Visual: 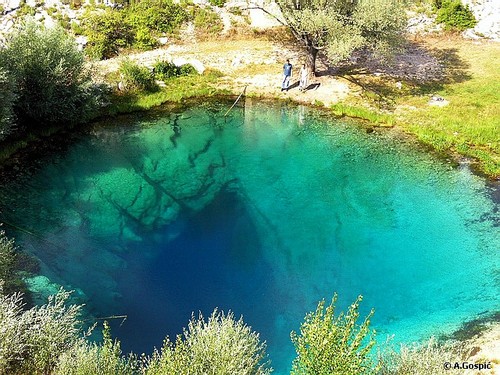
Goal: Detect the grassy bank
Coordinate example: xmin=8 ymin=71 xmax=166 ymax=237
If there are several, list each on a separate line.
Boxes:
xmin=107 ymin=69 xmax=231 ymax=114
xmin=338 ymin=36 xmax=499 ymax=177
xmin=399 ymin=39 xmax=499 ymax=177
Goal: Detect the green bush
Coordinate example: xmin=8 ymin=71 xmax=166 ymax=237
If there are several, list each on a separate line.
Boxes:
xmin=55 ymin=322 xmax=137 ymax=375
xmin=192 ymin=6 xmax=224 ymax=36
xmin=119 ymin=59 xmax=158 ymax=92
xmin=0 ymin=289 xmax=82 ymax=375
xmin=436 ymin=0 xmax=476 ymax=30
xmin=146 ymin=310 xmax=272 ymax=375
xmin=291 ymin=295 xmax=378 ymax=375
xmin=0 ymin=231 xmax=18 ymax=295
xmin=81 ymin=0 xmax=188 ymax=58
xmin=126 ymin=0 xmax=189 ymax=34
xmin=132 ymin=25 xmax=158 ymax=50
xmin=179 ymin=63 xmax=198 ymax=76
xmin=379 ymin=337 xmax=471 ymax=375
xmin=82 ymin=8 xmax=133 ymax=59
xmin=208 ymin=0 xmax=226 ymax=7
xmin=153 ymin=60 xmax=198 ymax=80
xmin=0 ymin=69 xmax=15 ymax=139
xmin=0 ymin=22 xmax=104 ymax=128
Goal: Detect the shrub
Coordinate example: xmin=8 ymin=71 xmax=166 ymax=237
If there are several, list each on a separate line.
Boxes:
xmin=132 ymin=25 xmax=158 ymax=50
xmin=178 ymin=63 xmax=198 ymax=76
xmin=291 ymin=294 xmax=378 ymax=375
xmin=126 ymin=0 xmax=189 ymax=35
xmin=119 ymin=59 xmax=158 ymax=92
xmin=436 ymin=0 xmax=476 ymax=30
xmin=208 ymin=0 xmax=226 ymax=7
xmin=379 ymin=337 xmax=471 ymax=375
xmin=0 ymin=231 xmax=30 ymax=298
xmin=146 ymin=309 xmax=272 ymax=375
xmin=0 ymin=22 xmax=102 ymax=128
xmin=192 ymin=6 xmax=224 ymax=36
xmin=153 ymin=61 xmax=198 ymax=80
xmin=82 ymin=9 xmax=132 ymax=59
xmin=0 ymin=69 xmax=15 ymax=139
xmin=55 ymin=321 xmax=137 ymax=375
xmin=0 ymin=289 xmax=82 ymax=375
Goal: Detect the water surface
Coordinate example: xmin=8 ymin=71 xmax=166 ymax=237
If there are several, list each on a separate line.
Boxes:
xmin=1 ymin=100 xmax=498 ymax=373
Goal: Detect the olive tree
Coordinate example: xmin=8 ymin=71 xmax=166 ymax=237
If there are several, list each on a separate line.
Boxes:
xmin=275 ymin=0 xmax=407 ymax=75
xmin=291 ymin=294 xmax=378 ymax=374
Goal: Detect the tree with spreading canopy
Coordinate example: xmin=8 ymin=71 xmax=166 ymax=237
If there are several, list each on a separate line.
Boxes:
xmin=274 ymin=0 xmax=408 ymax=75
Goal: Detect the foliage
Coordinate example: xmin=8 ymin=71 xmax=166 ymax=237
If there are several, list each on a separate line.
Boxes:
xmin=0 ymin=289 xmax=82 ymax=375
xmin=275 ymin=0 xmax=407 ymax=73
xmin=153 ymin=61 xmax=198 ymax=80
xmin=208 ymin=0 xmax=226 ymax=7
xmin=0 ymin=69 xmax=15 ymax=139
xmin=119 ymin=59 xmax=158 ymax=92
xmin=191 ymin=6 xmax=224 ymax=36
xmin=435 ymin=0 xmax=476 ymax=30
xmin=379 ymin=337 xmax=471 ymax=375
xmin=109 ymin=69 xmax=227 ymax=114
xmin=146 ymin=309 xmax=272 ymax=375
xmin=55 ymin=322 xmax=137 ymax=375
xmin=127 ymin=0 xmax=189 ymax=35
xmin=0 ymin=231 xmax=18 ymax=296
xmin=394 ymin=38 xmax=500 ymax=177
xmin=291 ymin=294 xmax=378 ymax=375
xmin=81 ymin=0 xmax=188 ymax=59
xmin=81 ymin=8 xmax=133 ymax=59
xmin=0 ymin=22 xmax=102 ymax=128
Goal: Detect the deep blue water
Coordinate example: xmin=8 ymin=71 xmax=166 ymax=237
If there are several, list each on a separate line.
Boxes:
xmin=0 ymin=100 xmax=498 ymax=373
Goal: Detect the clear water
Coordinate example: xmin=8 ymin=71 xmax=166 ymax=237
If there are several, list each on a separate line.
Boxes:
xmin=0 ymin=100 xmax=499 ymax=373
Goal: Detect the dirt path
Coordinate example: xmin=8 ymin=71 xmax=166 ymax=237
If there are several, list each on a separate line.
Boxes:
xmin=93 ymin=39 xmax=352 ymax=107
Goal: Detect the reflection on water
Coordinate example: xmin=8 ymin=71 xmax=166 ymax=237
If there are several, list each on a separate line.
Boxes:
xmin=1 ymin=99 xmax=499 ymax=373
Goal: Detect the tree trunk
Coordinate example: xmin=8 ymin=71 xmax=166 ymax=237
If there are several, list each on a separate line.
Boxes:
xmin=306 ymin=45 xmax=318 ymax=77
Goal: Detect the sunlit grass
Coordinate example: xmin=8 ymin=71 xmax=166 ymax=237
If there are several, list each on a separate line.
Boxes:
xmin=108 ymin=69 xmax=230 ymax=114
xmin=397 ymin=38 xmax=500 ymax=176
xmin=340 ymin=36 xmax=500 ymax=177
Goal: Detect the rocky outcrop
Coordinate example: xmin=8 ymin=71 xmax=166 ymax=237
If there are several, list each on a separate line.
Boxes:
xmin=462 ymin=0 xmax=500 ymax=40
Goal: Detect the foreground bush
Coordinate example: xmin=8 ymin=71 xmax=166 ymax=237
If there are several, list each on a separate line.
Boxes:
xmin=0 ymin=22 xmax=104 ymax=129
xmin=291 ymin=295 xmax=378 ymax=374
xmin=55 ymin=322 xmax=137 ymax=375
xmin=379 ymin=337 xmax=471 ymax=375
xmin=146 ymin=310 xmax=272 ymax=375
xmin=0 ymin=289 xmax=82 ymax=375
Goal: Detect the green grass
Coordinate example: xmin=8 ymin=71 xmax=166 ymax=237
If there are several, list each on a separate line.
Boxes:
xmin=338 ymin=36 xmax=500 ymax=177
xmin=396 ymin=39 xmax=500 ymax=177
xmin=108 ymin=69 xmax=229 ymax=114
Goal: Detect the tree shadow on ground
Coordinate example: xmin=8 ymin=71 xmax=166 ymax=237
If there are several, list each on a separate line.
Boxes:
xmin=313 ymin=40 xmax=472 ymax=109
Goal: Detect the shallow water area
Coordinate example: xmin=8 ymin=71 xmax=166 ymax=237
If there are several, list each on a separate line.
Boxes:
xmin=0 ymin=100 xmax=499 ymax=373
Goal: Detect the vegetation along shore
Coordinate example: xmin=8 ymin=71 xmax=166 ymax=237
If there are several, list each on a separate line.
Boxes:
xmin=0 ymin=0 xmax=499 ymax=373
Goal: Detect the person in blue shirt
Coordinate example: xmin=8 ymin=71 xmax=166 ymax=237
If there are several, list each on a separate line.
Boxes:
xmin=281 ymin=59 xmax=292 ymax=91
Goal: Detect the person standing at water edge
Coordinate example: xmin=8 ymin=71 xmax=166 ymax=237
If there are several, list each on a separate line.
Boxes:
xmin=282 ymin=59 xmax=292 ymax=91
xmin=299 ymin=63 xmax=308 ymax=91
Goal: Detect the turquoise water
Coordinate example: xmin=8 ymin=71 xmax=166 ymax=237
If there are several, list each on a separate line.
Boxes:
xmin=0 ymin=100 xmax=499 ymax=373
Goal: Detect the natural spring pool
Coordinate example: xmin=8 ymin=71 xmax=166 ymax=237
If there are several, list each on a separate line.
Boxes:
xmin=0 ymin=100 xmax=498 ymax=373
